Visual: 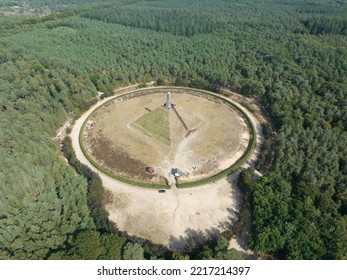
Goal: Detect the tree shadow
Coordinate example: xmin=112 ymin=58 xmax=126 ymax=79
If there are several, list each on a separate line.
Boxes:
xmin=226 ymin=170 xmax=244 ymax=207
xmin=168 ymin=227 xmax=221 ymax=253
xmin=225 ymin=171 xmax=256 ymax=258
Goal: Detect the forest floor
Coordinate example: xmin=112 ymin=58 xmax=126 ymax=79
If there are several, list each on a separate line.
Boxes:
xmin=68 ymin=86 xmax=264 ymax=255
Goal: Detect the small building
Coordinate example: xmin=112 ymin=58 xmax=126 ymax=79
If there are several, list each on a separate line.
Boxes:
xmin=146 ymin=166 xmax=155 ymax=173
xmin=171 ymin=168 xmax=183 ymax=177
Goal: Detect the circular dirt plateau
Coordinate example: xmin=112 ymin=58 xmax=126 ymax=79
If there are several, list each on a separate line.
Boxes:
xmin=81 ymin=88 xmax=252 ymax=186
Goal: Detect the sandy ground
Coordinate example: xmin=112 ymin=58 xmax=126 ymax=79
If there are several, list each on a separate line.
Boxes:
xmin=104 ymin=174 xmax=242 ymax=251
xmin=55 ymin=113 xmax=74 ymax=141
xmin=69 ymin=87 xmax=263 ymax=253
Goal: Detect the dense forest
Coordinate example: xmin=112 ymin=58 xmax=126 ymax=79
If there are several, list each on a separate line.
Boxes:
xmin=0 ymin=0 xmax=346 ymax=259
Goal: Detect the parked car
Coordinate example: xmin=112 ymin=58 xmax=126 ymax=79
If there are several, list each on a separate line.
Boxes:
xmin=158 ymin=189 xmax=166 ymax=193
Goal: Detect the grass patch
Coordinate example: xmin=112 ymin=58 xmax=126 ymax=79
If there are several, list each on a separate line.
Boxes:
xmin=79 ymin=128 xmax=170 ymax=189
xmin=134 ymin=107 xmax=170 ymax=145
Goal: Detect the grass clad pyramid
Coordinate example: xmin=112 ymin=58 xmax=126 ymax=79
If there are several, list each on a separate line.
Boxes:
xmin=134 ymin=107 xmax=171 ymax=145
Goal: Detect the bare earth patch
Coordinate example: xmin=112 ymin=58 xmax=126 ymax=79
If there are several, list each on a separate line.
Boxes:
xmin=103 ymin=172 xmax=243 ymax=251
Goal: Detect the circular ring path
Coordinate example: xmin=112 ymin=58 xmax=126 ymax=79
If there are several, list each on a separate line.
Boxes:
xmin=69 ymin=86 xmax=263 ymax=250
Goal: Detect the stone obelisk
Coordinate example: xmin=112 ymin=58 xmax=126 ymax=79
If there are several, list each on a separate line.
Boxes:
xmin=165 ymin=92 xmax=172 ymax=109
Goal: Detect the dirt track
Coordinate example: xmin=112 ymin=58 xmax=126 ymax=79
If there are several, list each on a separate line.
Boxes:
xmin=69 ymin=87 xmax=263 ymax=251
